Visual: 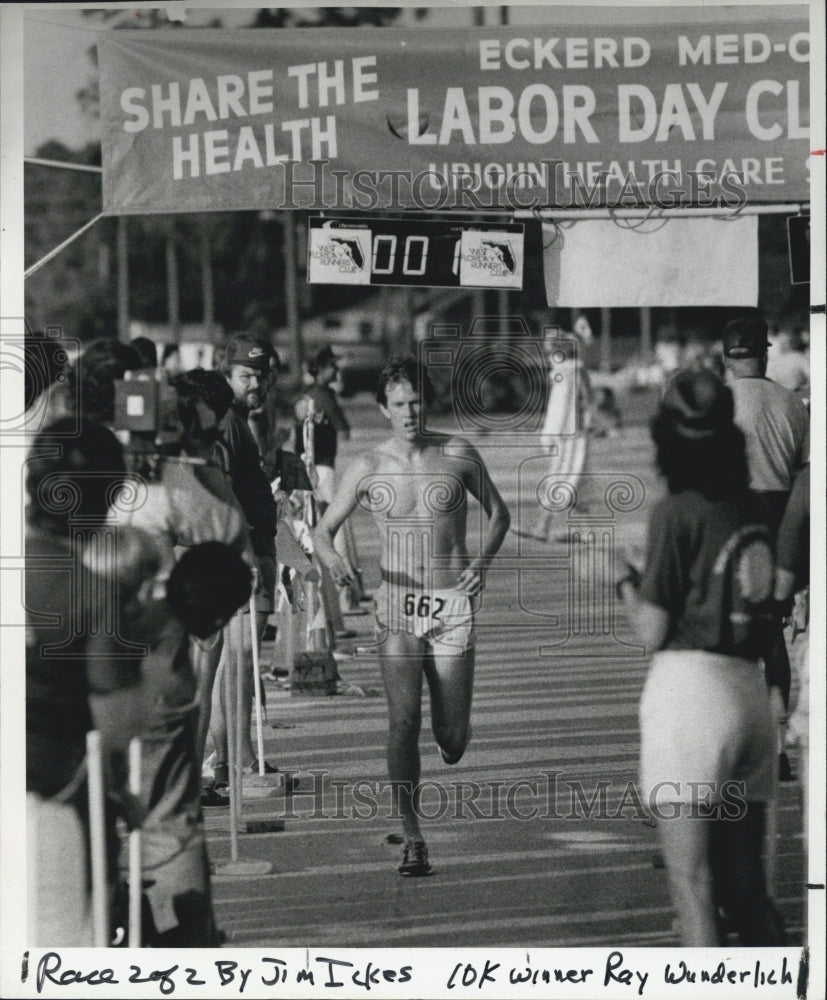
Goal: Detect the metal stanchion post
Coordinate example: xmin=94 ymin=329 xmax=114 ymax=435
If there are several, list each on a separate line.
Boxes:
xmin=214 ymin=615 xmax=274 ymax=875
xmin=225 ymin=620 xmax=239 ymax=862
xmin=234 ymin=612 xmax=245 ymax=829
xmin=250 ymin=594 xmax=266 ymax=775
xmin=85 ymin=730 xmax=109 ymax=947
xmin=765 ymin=691 xmax=781 ymax=899
xmin=127 ymin=737 xmax=142 ymax=948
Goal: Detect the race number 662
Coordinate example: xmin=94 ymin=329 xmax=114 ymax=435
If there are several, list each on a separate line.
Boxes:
xmin=404 ymin=593 xmax=445 ymax=619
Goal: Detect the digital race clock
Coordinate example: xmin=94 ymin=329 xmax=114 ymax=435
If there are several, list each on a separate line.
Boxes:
xmin=307 ymin=217 xmax=524 ymax=289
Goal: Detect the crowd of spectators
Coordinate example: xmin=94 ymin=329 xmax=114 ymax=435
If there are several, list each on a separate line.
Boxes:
xmin=22 ymin=330 xmax=324 ymax=946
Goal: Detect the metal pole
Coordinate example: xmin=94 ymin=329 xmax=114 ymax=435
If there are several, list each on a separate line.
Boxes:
xmin=166 ymin=225 xmax=181 ymax=343
xmin=515 ymin=203 xmax=809 ymax=220
xmin=249 ymin=594 xmax=266 ymax=776
xmin=201 ymin=218 xmax=215 ymax=341
xmin=24 ymin=157 xmax=102 ymax=174
xmin=600 ymin=308 xmax=612 ymax=373
xmin=284 ymin=212 xmax=302 ymax=384
xmin=234 ymin=612 xmax=245 ymax=827
xmin=224 ymin=621 xmax=239 ymax=862
xmin=127 ymin=737 xmax=142 ymax=947
xmin=117 ymin=217 xmax=130 ymax=344
xmin=85 ymin=730 xmax=109 ymax=947
xmin=24 ymin=213 xmax=105 ymax=280
xmin=640 ymin=307 xmax=652 ymax=362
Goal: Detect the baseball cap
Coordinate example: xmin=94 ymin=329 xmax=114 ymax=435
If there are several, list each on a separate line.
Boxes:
xmin=723 ymin=316 xmax=769 ymax=358
xmin=660 ymin=369 xmax=734 ymax=439
xmin=224 ymin=334 xmax=279 ymax=372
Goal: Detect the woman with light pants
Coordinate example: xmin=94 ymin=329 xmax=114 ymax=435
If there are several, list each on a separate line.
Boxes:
xmin=616 ymin=369 xmax=785 ymax=946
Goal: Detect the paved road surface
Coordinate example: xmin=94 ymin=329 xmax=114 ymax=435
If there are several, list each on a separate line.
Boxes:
xmin=206 ymin=395 xmax=805 ymax=948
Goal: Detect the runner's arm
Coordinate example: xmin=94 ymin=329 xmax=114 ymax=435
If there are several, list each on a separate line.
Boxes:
xmin=313 ymin=454 xmax=372 ymax=586
xmin=455 ymin=442 xmax=511 ymax=595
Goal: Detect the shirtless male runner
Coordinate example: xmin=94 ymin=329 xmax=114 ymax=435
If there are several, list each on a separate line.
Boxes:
xmin=314 ymin=357 xmax=510 ymax=876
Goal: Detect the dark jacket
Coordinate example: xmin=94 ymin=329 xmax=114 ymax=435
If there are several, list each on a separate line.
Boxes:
xmin=219 ymin=403 xmax=279 ymax=557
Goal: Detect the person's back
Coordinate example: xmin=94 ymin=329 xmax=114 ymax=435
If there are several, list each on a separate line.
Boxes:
xmin=729 ymin=376 xmax=808 ymax=494
xmin=114 ymin=539 xmax=252 ymax=946
xmin=26 ymin=527 xmax=99 ymax=799
xmin=724 ymin=316 xmax=809 ymax=537
xmin=25 ymin=418 xmax=143 ymax=946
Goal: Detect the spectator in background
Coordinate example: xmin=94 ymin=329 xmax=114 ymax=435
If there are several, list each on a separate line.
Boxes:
xmin=26 ymin=418 xmax=146 ymax=945
xmin=523 ymin=327 xmax=593 ymax=542
xmin=654 ymin=332 xmax=683 ymax=381
xmin=131 ymin=336 xmax=160 ymax=373
xmin=111 ymin=367 xmax=252 ymax=807
xmin=162 ymin=343 xmax=182 ymax=378
xmin=294 ymin=346 xmax=351 ymax=513
xmin=724 ymin=316 xmax=808 ymax=537
xmin=73 ymin=339 xmax=145 ymax=426
xmin=295 ymin=345 xmax=363 ymax=621
xmin=617 ymin=370 xmax=784 ymax=947
xmin=774 ymin=464 xmax=810 ymax=794
xmin=217 ymin=335 xmax=282 ymax=780
xmin=723 ymin=316 xmax=809 ymax=771
xmin=766 ymin=323 xmax=809 ymax=399
xmin=26 ymin=338 xmax=142 ymax=431
xmin=109 ymin=537 xmax=252 ymax=946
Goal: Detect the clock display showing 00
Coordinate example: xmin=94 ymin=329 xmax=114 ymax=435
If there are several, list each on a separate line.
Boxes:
xmin=307 ymin=217 xmax=524 ymax=289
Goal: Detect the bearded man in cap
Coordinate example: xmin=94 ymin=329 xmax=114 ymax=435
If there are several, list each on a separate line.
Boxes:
xmin=208 ymin=334 xmax=283 ymax=785
xmin=724 ymin=315 xmax=809 ymax=756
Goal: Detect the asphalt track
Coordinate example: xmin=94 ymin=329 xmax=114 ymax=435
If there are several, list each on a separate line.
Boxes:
xmin=206 ymin=393 xmax=805 ymax=948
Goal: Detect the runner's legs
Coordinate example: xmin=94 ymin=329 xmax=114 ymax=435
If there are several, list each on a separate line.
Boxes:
xmin=424 ymin=645 xmax=475 ymax=765
xmin=377 ymin=629 xmax=427 ymax=842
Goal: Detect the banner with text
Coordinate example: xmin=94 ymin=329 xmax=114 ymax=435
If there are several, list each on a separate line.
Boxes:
xmin=98 ymin=15 xmax=810 ymax=214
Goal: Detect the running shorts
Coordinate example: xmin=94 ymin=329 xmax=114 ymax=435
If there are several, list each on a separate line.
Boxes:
xmin=374 ymin=584 xmax=476 ymax=654
xmin=639 ymin=649 xmax=774 ymax=810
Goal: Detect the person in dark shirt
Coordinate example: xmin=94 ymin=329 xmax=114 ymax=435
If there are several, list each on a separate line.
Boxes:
xmin=26 ymin=418 xmax=145 ymax=945
xmin=215 ymin=335 xmax=281 ymax=778
xmin=293 ymin=345 xmax=351 ymax=500
xmin=110 ymin=537 xmax=252 ymax=946
xmin=617 ymin=369 xmax=784 ymax=947
xmin=294 ymin=345 xmax=363 ymax=621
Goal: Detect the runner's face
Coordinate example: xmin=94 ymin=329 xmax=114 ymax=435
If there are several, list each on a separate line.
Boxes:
xmin=227 ymin=364 xmax=267 ymax=410
xmin=381 ymin=380 xmax=421 ymax=441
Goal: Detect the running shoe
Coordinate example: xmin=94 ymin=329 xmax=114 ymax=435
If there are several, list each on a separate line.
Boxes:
xmin=262 ymin=666 xmax=289 ymax=680
xmin=243 ymin=758 xmax=279 ymax=775
xmin=440 ymin=724 xmax=471 ymax=765
xmin=201 ymin=787 xmax=229 ymax=808
xmin=398 ymin=839 xmax=432 ymax=877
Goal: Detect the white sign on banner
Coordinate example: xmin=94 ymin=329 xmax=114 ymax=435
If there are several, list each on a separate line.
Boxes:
xmin=460 ymin=229 xmax=524 ymax=288
xmin=307 ymin=226 xmax=372 ymax=285
xmin=543 ymin=217 xmax=759 ymax=307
